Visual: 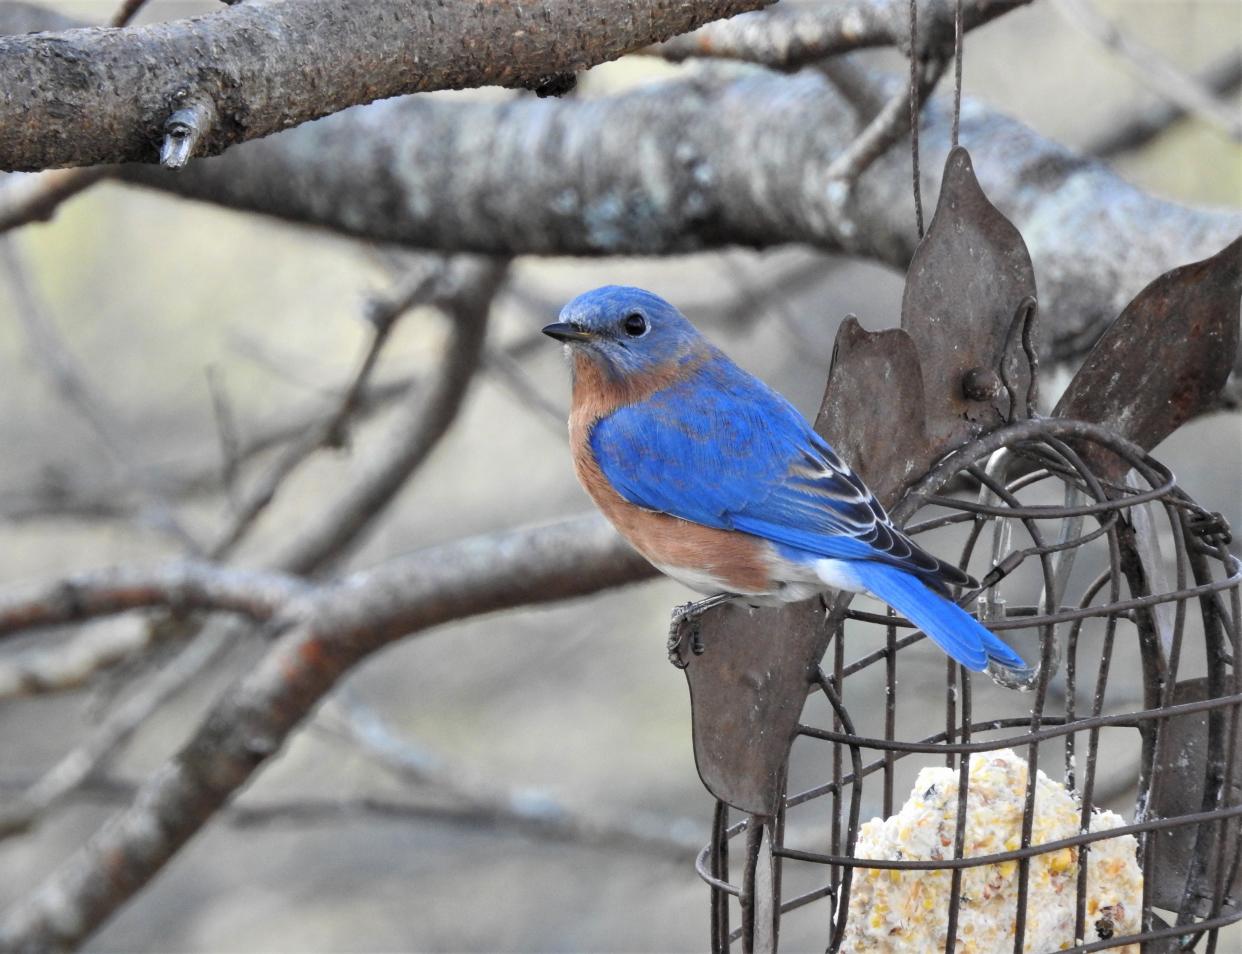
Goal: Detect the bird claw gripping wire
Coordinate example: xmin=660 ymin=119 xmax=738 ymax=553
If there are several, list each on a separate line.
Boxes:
xmin=668 ymin=595 xmax=734 ymax=668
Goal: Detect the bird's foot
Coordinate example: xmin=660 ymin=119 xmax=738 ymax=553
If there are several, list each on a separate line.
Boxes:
xmin=666 ymin=594 xmax=733 ymax=668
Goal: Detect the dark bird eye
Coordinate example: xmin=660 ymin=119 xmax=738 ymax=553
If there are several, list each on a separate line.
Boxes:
xmin=622 ymin=313 xmax=648 ymax=337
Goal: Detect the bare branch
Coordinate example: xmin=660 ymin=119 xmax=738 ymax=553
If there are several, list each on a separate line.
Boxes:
xmin=0 ymin=514 xmax=653 ymax=950
xmin=824 ymin=57 xmax=949 ymax=191
xmin=1086 ymin=48 xmax=1242 ymax=158
xmin=0 ymin=256 xmax=511 ymax=851
xmin=0 ymin=0 xmax=773 ymax=171
xmin=209 ymin=255 xmax=449 ymax=560
xmin=1052 ymin=0 xmax=1242 ymax=142
xmin=651 ymin=0 xmax=1032 ymax=68
xmin=0 ymin=168 xmax=108 ymax=233
xmin=0 ymin=625 xmax=236 ymax=839
xmin=0 ymin=561 xmax=304 ymax=640
xmin=0 ymin=237 xmax=201 ymax=551
xmin=273 ymin=257 xmax=508 ymax=576
xmin=0 ymin=620 xmax=153 ymax=700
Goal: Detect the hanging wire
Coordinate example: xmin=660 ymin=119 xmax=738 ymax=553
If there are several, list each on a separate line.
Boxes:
xmin=907 ymin=0 xmax=924 ymax=237
xmin=952 ymin=0 xmax=964 ymax=147
xmin=912 ymin=0 xmax=967 ymax=235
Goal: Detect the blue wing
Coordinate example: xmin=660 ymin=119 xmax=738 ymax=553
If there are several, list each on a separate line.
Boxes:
xmin=591 ymin=355 xmax=971 ymax=593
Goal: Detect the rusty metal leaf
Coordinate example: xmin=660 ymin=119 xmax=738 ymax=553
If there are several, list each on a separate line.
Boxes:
xmin=1054 ymin=235 xmax=1242 ymax=477
xmin=678 ymin=601 xmax=822 ymax=816
xmin=1147 ymin=677 xmax=1242 ymax=918
xmin=813 ymin=318 xmax=931 ymax=505
xmin=901 ymin=145 xmax=1039 ymax=445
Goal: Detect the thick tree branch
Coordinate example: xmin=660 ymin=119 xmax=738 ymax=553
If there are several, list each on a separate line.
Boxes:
xmin=0 ymin=0 xmax=772 ymax=171
xmin=0 ymin=514 xmax=654 ymax=950
xmin=652 ymin=0 xmax=1032 ymax=67
xmin=118 ymin=68 xmax=1242 ymax=359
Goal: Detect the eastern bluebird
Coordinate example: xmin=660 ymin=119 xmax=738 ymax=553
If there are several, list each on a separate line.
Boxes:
xmin=543 ymin=285 xmax=1028 ymax=676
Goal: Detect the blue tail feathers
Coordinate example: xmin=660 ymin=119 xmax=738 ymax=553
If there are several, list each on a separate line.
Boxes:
xmin=852 ymin=562 xmax=1027 ymax=673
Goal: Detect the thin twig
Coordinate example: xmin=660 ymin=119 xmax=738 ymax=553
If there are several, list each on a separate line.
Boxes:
xmin=1086 ymin=48 xmax=1242 ymax=158
xmin=0 ymin=237 xmax=202 ymax=552
xmin=205 ymin=365 xmax=243 ymax=508
xmin=0 ymin=168 xmax=108 ymax=233
xmin=273 ymin=257 xmax=508 ymax=576
xmin=226 ymin=796 xmax=703 ymax=858
xmin=0 ymin=619 xmax=154 ymax=700
xmin=708 ymin=254 xmax=839 ymax=366
xmin=10 ymin=775 xmax=702 ymax=859
xmin=1053 ymin=0 xmax=1242 ymax=142
xmin=0 ymin=561 xmax=305 ymax=640
xmin=0 ymin=624 xmax=236 ymax=839
xmin=313 ymin=690 xmax=700 ymax=858
xmin=108 ymin=0 xmax=153 ymax=28
xmin=209 ymin=257 xmax=448 ymax=559
xmin=825 ymin=56 xmax=948 ymax=188
xmin=480 ymin=347 xmax=568 ymax=436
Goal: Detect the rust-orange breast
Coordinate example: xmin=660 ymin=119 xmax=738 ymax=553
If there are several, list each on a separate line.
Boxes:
xmin=566 ymin=349 xmax=773 ymax=595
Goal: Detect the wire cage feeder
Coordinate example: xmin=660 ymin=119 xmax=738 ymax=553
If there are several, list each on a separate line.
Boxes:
xmin=670 ymin=149 xmax=1242 ymax=954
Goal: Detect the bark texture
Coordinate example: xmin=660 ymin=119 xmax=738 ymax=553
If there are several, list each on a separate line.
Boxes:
xmin=0 ymin=0 xmax=772 ymax=171
xmin=120 ymin=69 xmax=1242 ymax=353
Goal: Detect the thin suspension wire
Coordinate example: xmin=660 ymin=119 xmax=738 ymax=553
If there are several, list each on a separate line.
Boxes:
xmin=952 ymin=0 xmax=964 ymax=147
xmin=908 ymin=0 xmax=924 ymax=237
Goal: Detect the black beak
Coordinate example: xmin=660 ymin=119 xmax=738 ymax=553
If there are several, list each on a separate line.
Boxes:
xmin=542 ymin=322 xmax=594 ymax=343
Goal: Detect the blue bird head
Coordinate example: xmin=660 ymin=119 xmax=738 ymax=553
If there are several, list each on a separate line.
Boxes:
xmin=543 ymin=286 xmax=703 ymax=376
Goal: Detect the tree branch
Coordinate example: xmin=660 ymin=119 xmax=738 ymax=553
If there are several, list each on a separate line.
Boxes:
xmin=209 ymin=255 xmax=451 ymax=560
xmin=0 ymin=561 xmax=305 ymax=639
xmin=0 ymin=619 xmax=156 ymax=700
xmin=1085 ymin=48 xmax=1242 ymax=158
xmin=1052 ymin=0 xmax=1242 ymax=143
xmin=0 ymin=514 xmax=654 ymax=950
xmin=0 ymin=624 xmax=237 ymax=839
xmin=651 ymin=0 xmax=1033 ymax=67
xmin=116 ymin=68 xmax=1242 ymax=360
xmin=9 ymin=775 xmax=703 ymax=860
xmin=272 ymin=257 xmax=507 ymax=576
xmin=0 ymin=237 xmax=203 ymax=551
xmin=0 ymin=0 xmax=772 ymax=171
